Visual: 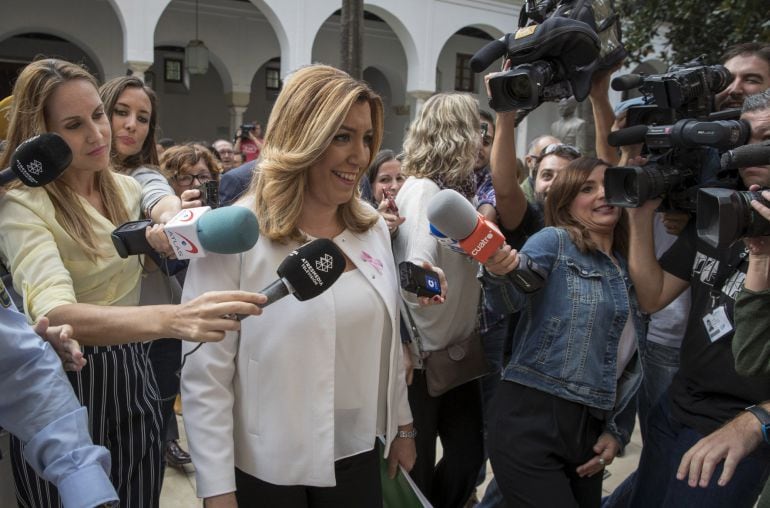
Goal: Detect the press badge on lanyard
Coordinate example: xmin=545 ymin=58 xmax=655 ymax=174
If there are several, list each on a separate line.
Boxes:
xmin=703 ymin=304 xmax=732 ymax=342
xmin=702 ymin=249 xmax=746 ymax=343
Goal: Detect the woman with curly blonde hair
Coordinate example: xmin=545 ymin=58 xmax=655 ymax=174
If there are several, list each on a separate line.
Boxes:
xmin=391 ymin=91 xmax=486 ymax=508
xmin=181 ymin=64 xmax=443 ymax=508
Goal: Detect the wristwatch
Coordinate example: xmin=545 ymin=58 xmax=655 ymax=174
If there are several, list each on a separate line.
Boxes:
xmin=397 ymin=428 xmax=418 ymax=439
xmin=745 ymin=405 xmax=770 ymax=445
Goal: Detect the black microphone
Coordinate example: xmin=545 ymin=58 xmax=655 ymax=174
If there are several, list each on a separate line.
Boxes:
xmin=470 ymin=37 xmax=508 ymax=73
xmin=608 ymin=125 xmax=648 ymax=147
xmin=721 ymin=141 xmax=770 ymax=170
xmin=237 ymin=238 xmax=346 ymax=319
xmin=0 ymin=133 xmax=71 ymax=186
xmin=611 ymin=74 xmax=644 ymax=92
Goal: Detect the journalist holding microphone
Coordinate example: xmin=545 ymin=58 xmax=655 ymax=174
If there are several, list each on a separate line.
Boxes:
xmin=392 ymin=92 xmax=502 ymax=508
xmin=481 ymin=157 xmax=642 ymax=508
xmin=180 ymin=64 xmax=421 ymax=508
xmin=0 ymin=58 xmax=263 ymax=507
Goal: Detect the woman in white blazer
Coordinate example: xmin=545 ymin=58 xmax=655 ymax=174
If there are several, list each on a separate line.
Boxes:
xmin=181 ymin=64 xmax=435 ymax=508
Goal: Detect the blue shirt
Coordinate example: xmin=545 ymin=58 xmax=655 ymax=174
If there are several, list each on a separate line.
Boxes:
xmin=0 ymin=280 xmax=117 ymax=508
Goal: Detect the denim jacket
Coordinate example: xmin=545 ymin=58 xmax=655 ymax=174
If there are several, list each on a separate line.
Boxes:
xmin=482 ymin=227 xmax=643 ymax=447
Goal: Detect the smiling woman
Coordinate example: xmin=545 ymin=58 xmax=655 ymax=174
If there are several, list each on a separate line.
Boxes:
xmin=481 ymin=157 xmax=642 ymax=508
xmin=180 ymin=64 xmax=428 ymax=508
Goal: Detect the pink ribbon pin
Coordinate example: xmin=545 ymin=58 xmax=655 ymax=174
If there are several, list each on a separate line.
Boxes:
xmin=361 ymin=250 xmax=383 ymax=274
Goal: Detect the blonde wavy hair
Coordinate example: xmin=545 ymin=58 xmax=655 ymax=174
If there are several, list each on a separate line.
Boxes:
xmin=401 ymin=92 xmax=479 ymax=187
xmin=0 ymin=59 xmax=131 ymax=260
xmin=250 ymin=64 xmax=383 ymax=243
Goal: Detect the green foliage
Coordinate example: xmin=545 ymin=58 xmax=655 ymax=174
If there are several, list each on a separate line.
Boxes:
xmin=618 ymin=0 xmax=770 ymax=65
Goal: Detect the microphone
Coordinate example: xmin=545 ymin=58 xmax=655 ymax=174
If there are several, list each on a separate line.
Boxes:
xmin=0 ymin=133 xmax=71 ymax=186
xmin=611 ymin=74 xmax=644 ymax=92
xmin=607 ymin=124 xmax=648 ymax=147
xmin=721 ymin=141 xmax=770 ymax=170
xmin=426 ymin=189 xmax=504 ymax=263
xmin=237 ymin=238 xmax=347 ymax=318
xmin=111 ymin=206 xmax=259 ymax=259
xmin=470 ymin=37 xmax=508 ymax=73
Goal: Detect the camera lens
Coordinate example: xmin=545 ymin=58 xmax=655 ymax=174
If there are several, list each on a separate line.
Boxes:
xmin=509 ymin=75 xmax=532 ymax=100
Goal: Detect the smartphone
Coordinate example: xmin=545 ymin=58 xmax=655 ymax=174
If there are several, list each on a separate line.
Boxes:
xmin=399 ymin=261 xmax=442 ymax=298
xmin=196 ymin=180 xmax=219 ymax=209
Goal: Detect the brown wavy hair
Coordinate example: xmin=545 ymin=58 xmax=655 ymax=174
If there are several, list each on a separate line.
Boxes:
xmin=99 ymin=75 xmax=160 ymax=172
xmin=160 ymin=143 xmax=222 ymax=187
xmin=544 ymin=157 xmax=628 ymax=256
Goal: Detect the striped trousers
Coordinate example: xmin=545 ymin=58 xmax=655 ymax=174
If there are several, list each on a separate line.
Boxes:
xmin=11 ymin=342 xmax=163 ymax=508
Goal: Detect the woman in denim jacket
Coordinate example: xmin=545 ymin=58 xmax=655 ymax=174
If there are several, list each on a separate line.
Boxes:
xmin=482 ymin=157 xmax=643 ymax=508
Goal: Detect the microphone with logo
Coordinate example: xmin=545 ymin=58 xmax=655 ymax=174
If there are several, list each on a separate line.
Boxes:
xmin=234 ymin=238 xmax=347 ymax=319
xmin=426 ymin=189 xmax=546 ymax=292
xmin=426 ymin=189 xmax=505 ymax=263
xmin=111 ymin=206 xmax=259 ymax=260
xmin=0 ymin=133 xmax=72 ymax=186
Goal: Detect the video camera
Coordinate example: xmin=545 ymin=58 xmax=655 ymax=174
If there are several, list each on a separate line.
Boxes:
xmin=696 ymin=142 xmax=770 ymax=247
xmin=605 ymin=118 xmax=750 ymax=210
xmin=240 ymin=123 xmax=256 ymax=140
xmin=611 ymin=57 xmax=734 ymax=127
xmin=604 ymin=57 xmax=750 ymax=212
xmin=471 ymin=0 xmax=625 ymax=120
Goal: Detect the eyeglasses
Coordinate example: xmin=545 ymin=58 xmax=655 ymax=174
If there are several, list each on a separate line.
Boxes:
xmin=173 ymin=173 xmax=213 ymax=186
xmin=539 ymin=143 xmax=581 ymax=159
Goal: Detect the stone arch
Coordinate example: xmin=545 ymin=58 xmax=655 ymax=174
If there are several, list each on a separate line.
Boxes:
xmin=0 ymin=30 xmax=105 ymax=83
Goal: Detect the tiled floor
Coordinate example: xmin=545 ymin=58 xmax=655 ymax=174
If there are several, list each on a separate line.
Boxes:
xmin=160 ymin=415 xmax=644 ymax=506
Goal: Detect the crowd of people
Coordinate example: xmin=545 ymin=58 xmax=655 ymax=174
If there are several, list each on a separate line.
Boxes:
xmin=0 ymin=38 xmax=769 ymax=508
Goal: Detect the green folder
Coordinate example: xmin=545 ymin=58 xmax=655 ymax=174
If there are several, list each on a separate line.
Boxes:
xmin=378 ymin=437 xmax=433 ymax=508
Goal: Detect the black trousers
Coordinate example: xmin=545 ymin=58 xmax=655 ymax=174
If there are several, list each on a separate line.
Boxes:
xmin=487 ymin=381 xmax=604 ymax=508
xmin=234 ymin=446 xmax=382 ymax=507
xmin=146 ymin=338 xmax=182 ymax=443
xmin=407 ymin=370 xmax=484 ymax=508
xmin=11 ymin=343 xmax=163 ymax=508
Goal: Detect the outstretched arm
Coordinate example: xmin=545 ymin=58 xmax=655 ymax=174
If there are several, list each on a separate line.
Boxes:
xmin=589 ymin=64 xmax=622 ymax=165
xmin=490 ymin=111 xmax=529 ymax=231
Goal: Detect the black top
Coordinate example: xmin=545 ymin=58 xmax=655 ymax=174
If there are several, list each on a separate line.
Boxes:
xmin=660 ymin=222 xmax=770 ymax=435
xmin=499 ymin=202 xmax=545 ymax=250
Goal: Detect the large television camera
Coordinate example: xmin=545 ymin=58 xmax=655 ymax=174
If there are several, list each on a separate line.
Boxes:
xmin=604 ymin=57 xmax=749 ymax=212
xmin=471 ymin=0 xmax=625 ymax=120
xmin=605 ymin=118 xmax=750 ymax=211
xmin=611 ymin=57 xmax=734 ymax=127
xmin=696 ymin=142 xmax=770 ymax=247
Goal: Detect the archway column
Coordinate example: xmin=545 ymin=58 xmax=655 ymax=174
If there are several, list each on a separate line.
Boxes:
xmin=226 ymin=91 xmax=251 ymax=139
xmin=407 ymin=89 xmax=434 ymax=119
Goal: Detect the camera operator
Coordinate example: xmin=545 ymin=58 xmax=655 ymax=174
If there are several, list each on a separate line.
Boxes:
xmin=715 ymin=43 xmax=770 ymax=112
xmin=625 ymin=90 xmax=770 ymax=508
xmin=233 ymin=122 xmax=263 ymax=163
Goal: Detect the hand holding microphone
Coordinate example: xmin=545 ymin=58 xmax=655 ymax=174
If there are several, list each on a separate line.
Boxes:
xmin=428 ymin=189 xmax=546 ymax=292
xmin=111 ymin=206 xmax=260 ymax=260
xmin=427 ymin=188 xmax=505 ymax=263
xmin=234 ymin=238 xmax=347 ymax=319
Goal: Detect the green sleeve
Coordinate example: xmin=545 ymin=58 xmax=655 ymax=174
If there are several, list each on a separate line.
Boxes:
xmin=733 ymin=288 xmax=770 ymax=377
